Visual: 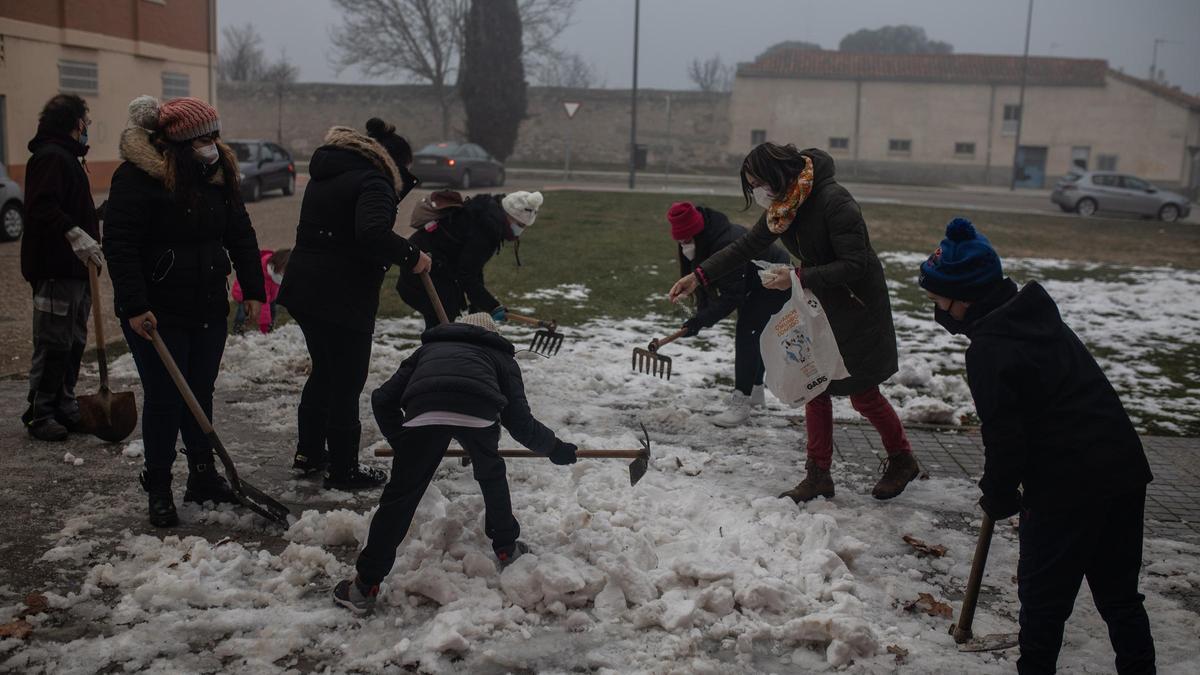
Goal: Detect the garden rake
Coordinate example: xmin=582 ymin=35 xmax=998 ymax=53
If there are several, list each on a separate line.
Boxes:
xmin=632 ymin=327 xmax=688 ymax=380
xmin=507 ymin=312 xmax=565 ymax=356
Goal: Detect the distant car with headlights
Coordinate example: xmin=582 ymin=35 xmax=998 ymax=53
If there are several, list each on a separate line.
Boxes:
xmin=0 ymin=162 xmax=25 ymax=241
xmin=226 ymin=140 xmax=296 ymax=202
xmin=1051 ymin=170 xmax=1191 ymax=222
xmin=411 ymin=141 xmax=505 ymax=189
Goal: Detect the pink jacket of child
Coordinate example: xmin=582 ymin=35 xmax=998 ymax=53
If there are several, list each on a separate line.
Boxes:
xmin=232 ymin=249 xmax=281 ymax=332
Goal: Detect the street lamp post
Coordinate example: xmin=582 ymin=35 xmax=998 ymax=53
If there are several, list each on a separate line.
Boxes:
xmin=1009 ymin=0 xmax=1034 ymax=191
xmin=628 ymin=0 xmax=640 ymax=190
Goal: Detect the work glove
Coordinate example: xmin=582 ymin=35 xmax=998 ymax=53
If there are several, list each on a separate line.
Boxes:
xmin=491 ymin=305 xmax=508 ymax=322
xmin=65 ymin=226 xmax=104 ymax=269
xmin=979 ymin=492 xmax=1021 ymax=521
xmin=682 ymin=318 xmax=702 ymax=338
xmin=549 ymin=440 xmax=577 ymax=466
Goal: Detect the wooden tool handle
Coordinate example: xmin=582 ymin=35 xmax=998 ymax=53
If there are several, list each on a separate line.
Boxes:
xmin=87 ymin=262 xmax=110 ymax=388
xmin=650 ymin=327 xmax=689 ymax=352
xmin=953 ymin=513 xmax=996 ymax=644
xmin=420 ymin=271 xmax=450 ymax=326
xmin=507 ymin=313 xmax=556 ymax=330
xmin=377 ymin=447 xmax=645 ymax=459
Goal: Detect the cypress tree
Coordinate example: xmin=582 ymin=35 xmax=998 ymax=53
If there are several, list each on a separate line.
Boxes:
xmin=460 ymin=0 xmax=527 ymax=161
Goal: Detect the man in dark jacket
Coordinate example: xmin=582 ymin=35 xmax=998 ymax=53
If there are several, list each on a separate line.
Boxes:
xmin=920 ymin=218 xmax=1155 ymax=675
xmin=19 ymin=94 xmax=103 ymax=442
xmin=666 ymin=201 xmax=790 ymax=427
xmin=332 ymin=313 xmax=577 ymax=613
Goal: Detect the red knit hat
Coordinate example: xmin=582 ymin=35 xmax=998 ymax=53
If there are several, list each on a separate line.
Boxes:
xmin=667 ymin=202 xmax=704 ymax=241
xmin=157 ymin=97 xmax=220 ymax=142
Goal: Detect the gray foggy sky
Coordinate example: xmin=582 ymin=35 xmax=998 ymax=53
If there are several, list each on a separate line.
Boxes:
xmin=218 ymin=0 xmax=1200 ymax=95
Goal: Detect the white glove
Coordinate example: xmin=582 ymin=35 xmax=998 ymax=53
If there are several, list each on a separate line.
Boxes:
xmin=65 ymin=227 xmax=105 ymax=269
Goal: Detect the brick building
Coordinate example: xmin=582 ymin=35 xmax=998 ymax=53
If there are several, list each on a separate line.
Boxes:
xmin=0 ymin=0 xmax=217 ymax=190
xmin=730 ymin=48 xmax=1200 ymax=191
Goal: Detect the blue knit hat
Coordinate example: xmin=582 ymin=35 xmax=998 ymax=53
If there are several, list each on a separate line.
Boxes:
xmin=919 ymin=218 xmax=1004 ymax=301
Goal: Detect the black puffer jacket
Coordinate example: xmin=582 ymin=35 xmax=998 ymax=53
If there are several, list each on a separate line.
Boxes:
xmin=404 ymin=194 xmax=508 ymax=313
xmin=103 ymin=128 xmax=265 ymax=327
xmin=680 ymin=207 xmax=790 ymax=334
xmin=965 ymin=279 xmax=1152 ymax=512
xmin=697 ymin=149 xmax=898 ymax=396
xmin=277 ymin=126 xmax=420 ymax=334
xmin=20 ymin=126 xmax=99 ymax=284
xmin=371 ymin=324 xmax=559 ymax=455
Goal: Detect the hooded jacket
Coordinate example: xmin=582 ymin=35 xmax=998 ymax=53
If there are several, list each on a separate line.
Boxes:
xmin=679 ymin=206 xmax=790 ymax=334
xmin=371 ymin=323 xmax=559 ymax=455
xmin=231 ymin=249 xmax=281 ymax=331
xmin=964 ymin=279 xmax=1152 ymax=512
xmin=404 ymin=194 xmax=509 ymax=313
xmin=697 ymin=149 xmax=898 ymax=396
xmin=276 ymin=126 xmax=421 ymax=334
xmin=20 ymin=124 xmax=99 ymax=284
xmin=102 ymin=127 xmax=265 ymax=327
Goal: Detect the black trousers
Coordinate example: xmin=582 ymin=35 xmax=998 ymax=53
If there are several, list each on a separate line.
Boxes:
xmin=396 ymin=269 xmax=465 ymax=330
xmin=733 ymin=287 xmax=789 ymax=395
xmin=355 ymin=423 xmax=518 ymax=586
xmin=293 ymin=313 xmax=374 ymax=472
xmin=123 ymin=320 xmax=226 ymax=473
xmin=24 ymin=278 xmax=91 ymax=425
xmin=1017 ymin=486 xmax=1155 ymax=674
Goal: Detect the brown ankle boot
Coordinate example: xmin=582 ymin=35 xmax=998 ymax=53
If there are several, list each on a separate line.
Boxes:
xmin=872 ymin=452 xmax=920 ymax=500
xmin=778 ymin=461 xmax=835 ymax=503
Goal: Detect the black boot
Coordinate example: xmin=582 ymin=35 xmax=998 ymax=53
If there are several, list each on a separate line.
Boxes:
xmin=323 ymin=423 xmax=387 ymax=490
xmin=22 ymin=393 xmax=69 ymax=442
xmin=140 ymin=469 xmax=179 ymax=527
xmin=183 ymin=461 xmax=240 ymax=506
xmin=292 ymin=404 xmax=328 ymax=478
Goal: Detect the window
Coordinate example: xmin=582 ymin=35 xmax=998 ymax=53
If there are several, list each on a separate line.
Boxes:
xmin=1097 ymin=154 xmax=1118 ymax=171
xmin=750 ymin=129 xmax=766 ymax=146
xmin=1002 ymin=104 xmax=1021 ymax=135
xmin=1070 ymin=146 xmax=1090 ymax=171
xmin=1091 ymin=174 xmax=1117 ymax=187
xmin=266 ymin=144 xmax=288 ymax=162
xmin=59 ymin=60 xmax=98 ymax=95
xmin=828 ymin=137 xmax=850 ymax=150
xmin=888 ymin=139 xmax=912 ymax=154
xmin=162 ymin=72 xmax=189 ymax=99
xmin=1121 ymin=176 xmax=1150 ymax=191
xmin=954 ymin=142 xmax=976 ymax=157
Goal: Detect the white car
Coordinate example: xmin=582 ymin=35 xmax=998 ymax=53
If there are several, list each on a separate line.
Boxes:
xmin=0 ymin=162 xmax=24 ymax=241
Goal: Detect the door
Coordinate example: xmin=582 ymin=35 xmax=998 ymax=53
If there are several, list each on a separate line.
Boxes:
xmin=1118 ymin=175 xmax=1156 ymax=215
xmin=265 ymin=143 xmax=289 ymax=189
xmin=1014 ymin=146 xmax=1048 ymax=188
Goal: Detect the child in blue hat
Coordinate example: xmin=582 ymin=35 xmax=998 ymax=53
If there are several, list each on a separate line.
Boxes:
xmin=920 ymin=217 xmax=1155 ymax=674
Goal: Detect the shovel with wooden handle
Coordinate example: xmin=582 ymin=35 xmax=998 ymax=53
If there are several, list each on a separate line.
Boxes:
xmin=632 ymin=327 xmax=688 ymax=380
xmin=76 ymin=261 xmax=138 ymax=442
xmin=421 ymin=270 xmax=451 ymax=326
xmin=951 ymin=512 xmax=1020 ymax=652
xmin=376 ymin=425 xmax=653 ymax=486
xmin=507 ymin=312 xmax=565 ymax=356
xmin=145 ymin=322 xmax=290 ymax=527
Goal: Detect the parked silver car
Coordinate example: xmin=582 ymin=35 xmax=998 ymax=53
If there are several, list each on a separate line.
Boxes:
xmin=0 ymin=162 xmax=25 ymax=241
xmin=1051 ymin=171 xmax=1191 ymax=222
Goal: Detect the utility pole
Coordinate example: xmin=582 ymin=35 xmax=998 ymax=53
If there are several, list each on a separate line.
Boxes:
xmin=1009 ymin=0 xmax=1034 ymax=191
xmin=663 ymin=93 xmax=672 ymax=191
xmin=628 ymin=0 xmax=640 ymax=190
xmin=1150 ymin=38 xmax=1177 ymax=82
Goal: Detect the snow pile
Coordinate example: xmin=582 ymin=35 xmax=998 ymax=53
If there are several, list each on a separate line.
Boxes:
xmin=519 ymin=283 xmax=591 ymax=304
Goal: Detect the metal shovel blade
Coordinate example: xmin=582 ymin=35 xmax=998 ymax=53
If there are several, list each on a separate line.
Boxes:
xmin=632 ymin=347 xmax=672 ymax=380
xmin=231 ymin=478 xmax=292 ymax=526
xmin=77 ymin=386 xmax=138 ymax=443
xmin=530 ymin=329 xmax=564 ymax=356
xmin=957 ymin=633 xmax=1019 ymax=653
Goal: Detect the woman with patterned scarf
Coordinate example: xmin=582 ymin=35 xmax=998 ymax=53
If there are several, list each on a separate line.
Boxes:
xmin=669 ymin=142 xmax=920 ymax=503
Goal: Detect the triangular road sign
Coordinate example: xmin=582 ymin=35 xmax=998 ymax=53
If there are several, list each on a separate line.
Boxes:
xmin=563 ymin=101 xmax=582 ymax=119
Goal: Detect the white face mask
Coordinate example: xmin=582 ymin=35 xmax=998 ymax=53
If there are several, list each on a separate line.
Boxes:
xmin=195 ymin=143 xmax=220 ymax=165
xmin=680 ymin=242 xmax=697 ymax=260
xmin=752 ymin=186 xmax=775 ymax=209
xmin=510 ymin=222 xmax=526 ymax=238
xmin=269 ymin=269 xmax=283 ymax=285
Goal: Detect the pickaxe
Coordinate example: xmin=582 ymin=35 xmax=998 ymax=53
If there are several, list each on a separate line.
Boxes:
xmin=950 ymin=512 xmax=1020 ymax=652
xmin=374 ymin=425 xmax=653 ymax=486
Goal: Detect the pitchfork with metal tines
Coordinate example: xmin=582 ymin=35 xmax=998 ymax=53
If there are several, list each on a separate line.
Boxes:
xmin=507 ymin=312 xmax=565 ymax=356
xmin=632 ymin=327 xmax=688 ymax=379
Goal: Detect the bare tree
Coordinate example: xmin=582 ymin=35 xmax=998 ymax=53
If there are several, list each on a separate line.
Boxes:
xmin=330 ymin=0 xmax=577 ymax=137
xmin=532 ymin=51 xmax=600 ymax=89
xmin=261 ymin=50 xmax=300 ymax=85
xmin=688 ymin=54 xmax=733 ymax=93
xmin=219 ymin=23 xmax=267 ymax=82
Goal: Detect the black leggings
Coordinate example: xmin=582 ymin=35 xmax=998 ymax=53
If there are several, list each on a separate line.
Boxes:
xmin=733 ymin=287 xmax=789 ymax=395
xmin=293 ymin=313 xmax=374 ymax=471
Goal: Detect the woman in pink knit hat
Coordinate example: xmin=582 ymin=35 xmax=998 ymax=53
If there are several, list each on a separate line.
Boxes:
xmin=103 ymin=96 xmax=267 ymax=528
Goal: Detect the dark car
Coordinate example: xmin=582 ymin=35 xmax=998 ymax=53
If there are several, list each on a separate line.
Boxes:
xmin=0 ymin=162 xmax=25 ymax=241
xmin=227 ymin=140 xmax=296 ymax=202
xmin=411 ymin=141 xmax=505 ymax=189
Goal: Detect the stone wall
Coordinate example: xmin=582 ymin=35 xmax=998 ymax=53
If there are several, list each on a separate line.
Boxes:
xmin=217 ymin=82 xmax=735 ymax=173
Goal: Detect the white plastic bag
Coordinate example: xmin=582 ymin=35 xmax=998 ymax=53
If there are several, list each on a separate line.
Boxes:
xmin=757 ymin=269 xmax=850 ymax=407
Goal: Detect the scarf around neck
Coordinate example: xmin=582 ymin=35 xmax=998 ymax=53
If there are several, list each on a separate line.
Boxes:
xmin=765 ymin=155 xmax=814 ymax=234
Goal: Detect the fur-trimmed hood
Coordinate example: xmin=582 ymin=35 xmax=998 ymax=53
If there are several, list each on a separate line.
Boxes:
xmin=118 ymin=127 xmax=233 ymax=185
xmin=320 ymin=126 xmax=403 ymax=187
